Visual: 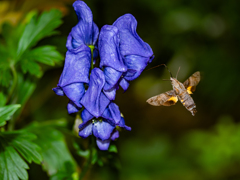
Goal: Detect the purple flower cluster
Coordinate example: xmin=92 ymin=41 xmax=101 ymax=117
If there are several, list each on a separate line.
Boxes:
xmin=53 ymin=0 xmax=154 ymax=150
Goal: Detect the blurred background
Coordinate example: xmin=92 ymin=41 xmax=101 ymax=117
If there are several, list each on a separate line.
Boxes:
xmin=1 ymin=0 xmax=240 ymax=179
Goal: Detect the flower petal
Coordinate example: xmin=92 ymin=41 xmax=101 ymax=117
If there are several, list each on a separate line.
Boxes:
xmin=52 ymin=86 xmax=64 ymax=96
xmin=80 ymin=68 xmax=110 ymax=117
xmin=62 ymin=83 xmax=85 ymax=108
xmin=96 ymin=138 xmax=111 ymax=150
xmin=93 ymin=120 xmax=115 ymax=141
xmin=102 ymin=102 xmax=121 ymax=124
xmin=103 ymin=67 xmax=122 ymax=90
xmin=79 ymin=121 xmax=92 ymax=138
xmin=118 ymin=117 xmax=131 ymax=131
xmin=113 ymin=14 xmax=154 ymax=80
xmin=113 ymin=14 xmax=153 ymax=58
xmin=99 ymin=25 xmax=127 ymax=72
xmin=69 ymin=0 xmax=99 ymax=48
xmin=123 ymin=55 xmax=150 ymax=81
xmin=67 ymin=101 xmax=81 ymax=114
xmin=81 ymin=109 xmax=94 ymax=123
xmin=111 ymin=130 xmax=119 ymax=141
xmin=103 ymin=88 xmax=116 ymax=101
xmin=59 ymin=49 xmax=91 ymax=87
xmin=119 ymin=78 xmax=129 ymax=91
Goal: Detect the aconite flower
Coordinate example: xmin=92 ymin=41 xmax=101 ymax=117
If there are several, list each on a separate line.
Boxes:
xmin=53 ymin=0 xmax=99 ymax=114
xmin=53 ymin=0 xmax=153 ymax=150
xmin=79 ymin=68 xmax=131 ymax=150
xmin=113 ymin=14 xmax=154 ymax=90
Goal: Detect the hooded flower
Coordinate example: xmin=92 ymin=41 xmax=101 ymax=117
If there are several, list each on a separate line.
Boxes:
xmin=98 ymin=25 xmax=127 ymax=100
xmin=53 ymin=0 xmax=99 ymax=114
xmin=79 ymin=103 xmax=131 ymax=150
xmin=80 ymin=68 xmax=110 ymax=117
xmin=113 ymin=14 xmax=154 ymax=91
xmin=79 ymin=68 xmax=131 ymax=150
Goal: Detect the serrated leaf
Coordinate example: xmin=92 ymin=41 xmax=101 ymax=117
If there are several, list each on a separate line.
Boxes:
xmin=0 ymin=131 xmax=42 ymax=180
xmin=21 ymin=59 xmax=42 ymax=77
xmin=26 ymin=122 xmax=77 ymax=175
xmin=0 ymin=104 xmax=21 ymax=126
xmin=24 ymin=45 xmax=63 ymax=66
xmin=17 ymin=9 xmax=62 ymax=58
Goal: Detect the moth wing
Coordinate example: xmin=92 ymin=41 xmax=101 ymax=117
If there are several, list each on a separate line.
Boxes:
xmin=146 ymin=90 xmax=178 ymax=106
xmin=183 ymin=71 xmax=200 ymax=94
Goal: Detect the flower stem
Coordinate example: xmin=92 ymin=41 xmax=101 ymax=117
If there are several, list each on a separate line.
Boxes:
xmin=79 ymin=136 xmax=94 ymax=180
xmin=88 ymin=45 xmax=94 ymax=70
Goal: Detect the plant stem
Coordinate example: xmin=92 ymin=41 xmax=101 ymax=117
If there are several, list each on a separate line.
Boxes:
xmin=79 ymin=136 xmax=94 ymax=180
xmin=89 ymin=45 xmax=94 ymax=70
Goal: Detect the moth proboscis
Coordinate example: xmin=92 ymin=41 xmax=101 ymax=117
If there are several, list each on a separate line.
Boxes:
xmin=146 ymin=65 xmax=200 ymax=116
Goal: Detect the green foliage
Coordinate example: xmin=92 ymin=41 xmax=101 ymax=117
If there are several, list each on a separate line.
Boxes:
xmin=0 ymin=6 xmax=66 ymax=180
xmin=0 ymin=104 xmax=21 ymax=126
xmin=17 ymin=9 xmax=62 ymax=59
xmin=25 ymin=121 xmax=77 ymax=177
xmin=0 ymin=9 xmax=63 ymax=87
xmin=0 ymin=44 xmax=12 ymax=87
xmin=185 ymin=115 xmax=240 ymax=174
xmin=15 ymin=75 xmax=36 ymax=106
xmin=0 ymin=131 xmax=42 ymax=180
xmin=25 ymin=45 xmax=63 ymax=66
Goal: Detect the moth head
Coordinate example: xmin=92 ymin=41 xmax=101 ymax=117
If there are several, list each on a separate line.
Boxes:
xmin=170 ymin=77 xmax=179 ymax=87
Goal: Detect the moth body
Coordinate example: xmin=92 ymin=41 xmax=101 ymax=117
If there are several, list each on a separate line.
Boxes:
xmin=170 ymin=78 xmax=197 ymax=116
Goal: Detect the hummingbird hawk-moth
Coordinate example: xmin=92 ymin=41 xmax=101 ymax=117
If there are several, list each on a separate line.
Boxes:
xmin=146 ymin=65 xmax=200 ymax=116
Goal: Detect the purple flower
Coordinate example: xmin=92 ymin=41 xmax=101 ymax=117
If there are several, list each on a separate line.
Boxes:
xmin=79 ymin=103 xmax=131 ymax=150
xmin=98 ymin=25 xmax=127 ymax=100
xmin=53 ymin=0 xmax=153 ymax=151
xmin=80 ymin=68 xmax=110 ymax=117
xmin=53 ymin=0 xmax=99 ymax=114
xmin=79 ymin=68 xmax=131 ymax=150
xmin=113 ymin=14 xmax=154 ymax=90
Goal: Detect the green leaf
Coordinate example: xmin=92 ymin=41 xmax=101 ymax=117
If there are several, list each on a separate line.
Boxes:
xmin=108 ymin=144 xmax=118 ymax=153
xmin=26 ymin=122 xmax=77 ymax=175
xmin=0 ymin=104 xmax=21 ymax=126
xmin=0 ymin=92 xmax=7 ymax=107
xmin=17 ymin=9 xmax=62 ymax=58
xmin=20 ymin=59 xmax=42 ymax=77
xmin=0 ymin=131 xmax=42 ymax=180
xmin=16 ymin=75 xmax=36 ymax=105
xmin=24 ymin=45 xmax=63 ymax=66
xmin=73 ymin=142 xmax=90 ymax=158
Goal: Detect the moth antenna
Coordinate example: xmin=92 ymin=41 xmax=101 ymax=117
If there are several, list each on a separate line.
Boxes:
xmin=176 ymin=66 xmax=181 ymax=79
xmin=146 ymin=64 xmax=173 ymax=77
xmin=146 ymin=64 xmax=165 ymax=71
xmin=162 ymin=64 xmax=173 ymax=78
